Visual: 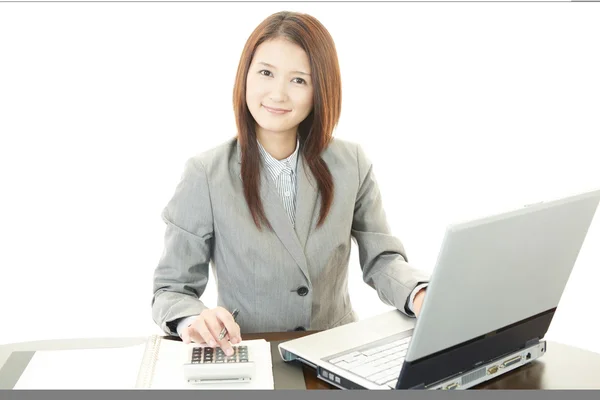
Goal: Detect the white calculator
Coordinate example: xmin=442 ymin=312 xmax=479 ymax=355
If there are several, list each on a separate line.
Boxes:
xmin=183 ymin=345 xmax=255 ymax=384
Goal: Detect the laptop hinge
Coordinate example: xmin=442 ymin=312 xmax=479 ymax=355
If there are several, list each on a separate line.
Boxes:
xmin=408 ymin=383 xmax=426 ymax=390
xmin=525 ymin=337 xmax=540 ymax=348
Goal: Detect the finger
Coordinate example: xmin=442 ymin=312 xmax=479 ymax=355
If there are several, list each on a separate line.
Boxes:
xmin=204 ymin=316 xmax=234 ymax=356
xmin=215 ymin=308 xmax=242 ymax=344
xmin=191 ymin=318 xmax=217 ymax=346
xmin=223 ymin=332 xmax=241 ymax=345
xmin=230 ymin=331 xmax=242 ymax=345
xmin=186 ymin=327 xmax=206 ymax=345
xmin=203 ymin=314 xmax=225 ymax=342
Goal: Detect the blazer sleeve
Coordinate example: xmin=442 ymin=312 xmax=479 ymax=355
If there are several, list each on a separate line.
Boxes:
xmin=351 ymin=144 xmax=430 ymax=317
xmin=151 ymin=156 xmax=214 ymax=335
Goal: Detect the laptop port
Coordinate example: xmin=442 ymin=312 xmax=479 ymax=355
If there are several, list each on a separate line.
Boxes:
xmin=487 ymin=365 xmax=499 ymax=375
xmin=445 ymin=382 xmax=459 ymax=390
xmin=501 ymin=356 xmax=522 ymax=368
xmin=526 ymin=352 xmax=531 ymax=360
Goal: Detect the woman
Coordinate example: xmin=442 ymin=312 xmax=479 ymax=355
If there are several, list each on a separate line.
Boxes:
xmin=151 ymin=11 xmax=429 ymax=357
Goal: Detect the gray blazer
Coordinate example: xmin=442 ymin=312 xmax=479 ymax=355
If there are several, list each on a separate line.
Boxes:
xmin=152 ymin=137 xmax=430 ymax=336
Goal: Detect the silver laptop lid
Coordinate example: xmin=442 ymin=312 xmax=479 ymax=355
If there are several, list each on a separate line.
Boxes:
xmin=405 ymin=189 xmax=600 ymax=362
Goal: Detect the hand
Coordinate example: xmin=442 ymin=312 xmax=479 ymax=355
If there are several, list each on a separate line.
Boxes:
xmin=413 ymin=288 xmax=427 ymax=317
xmin=181 ymin=306 xmax=242 ymax=356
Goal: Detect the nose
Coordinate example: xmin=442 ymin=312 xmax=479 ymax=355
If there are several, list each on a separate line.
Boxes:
xmin=268 ymin=78 xmax=288 ymax=103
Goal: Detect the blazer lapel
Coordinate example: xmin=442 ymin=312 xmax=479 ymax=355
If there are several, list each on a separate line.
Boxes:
xmin=294 ymin=155 xmax=319 ymax=251
xmin=233 ymin=140 xmax=312 ymax=284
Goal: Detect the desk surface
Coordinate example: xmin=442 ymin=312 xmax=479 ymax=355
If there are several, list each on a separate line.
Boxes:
xmin=2 ymin=331 xmax=600 ymax=390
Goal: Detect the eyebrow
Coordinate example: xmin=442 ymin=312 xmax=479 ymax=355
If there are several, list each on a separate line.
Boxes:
xmin=257 ymin=61 xmax=311 ymax=76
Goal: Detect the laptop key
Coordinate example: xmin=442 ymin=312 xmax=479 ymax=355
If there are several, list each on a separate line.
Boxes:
xmin=370 ymin=357 xmax=392 ymax=368
xmin=372 ymin=366 xmax=403 ymax=385
xmin=329 ymin=351 xmax=361 ymax=364
xmin=367 ymin=370 xmax=393 ymax=382
xmin=347 ymin=354 xmax=368 ymax=365
xmin=380 ymin=359 xmax=404 ymax=371
xmin=362 ymin=341 xmax=401 ymax=356
xmin=376 ymin=375 xmax=393 ymax=385
xmin=373 ymin=347 xmax=398 ymax=359
xmin=351 ymin=365 xmax=379 ymax=378
xmin=377 ymin=368 xmax=402 ymax=384
xmin=345 ymin=357 xmax=368 ymax=369
xmin=376 ymin=371 xmax=400 ymax=385
xmin=334 ymin=361 xmax=351 ymax=369
xmin=354 ymin=360 xmax=398 ymax=379
xmin=385 ymin=379 xmax=398 ymax=388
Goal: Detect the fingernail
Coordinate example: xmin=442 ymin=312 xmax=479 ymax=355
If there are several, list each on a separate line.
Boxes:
xmin=226 ymin=348 xmax=234 ymax=356
xmin=209 ymin=340 xmax=216 ymax=347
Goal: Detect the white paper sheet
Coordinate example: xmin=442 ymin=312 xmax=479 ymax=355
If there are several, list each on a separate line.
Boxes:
xmin=14 ymin=344 xmax=147 ymax=389
xmin=149 ymin=339 xmax=274 ymax=389
xmin=12 ymin=338 xmax=274 ymax=390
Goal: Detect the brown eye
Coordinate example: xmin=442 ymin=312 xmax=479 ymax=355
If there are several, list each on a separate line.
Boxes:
xmin=293 ymin=77 xmax=306 ymax=85
xmin=259 ymin=70 xmax=272 ymax=77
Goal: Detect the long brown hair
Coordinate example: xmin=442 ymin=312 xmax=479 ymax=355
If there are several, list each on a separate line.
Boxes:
xmin=232 ymin=11 xmax=342 ymax=231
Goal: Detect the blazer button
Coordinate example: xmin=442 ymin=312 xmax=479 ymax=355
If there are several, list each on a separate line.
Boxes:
xmin=297 ymin=286 xmax=309 ymax=296
xmin=294 ymin=326 xmax=306 ymax=331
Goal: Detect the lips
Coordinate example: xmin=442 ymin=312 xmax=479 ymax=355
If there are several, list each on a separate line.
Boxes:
xmin=263 ymin=105 xmax=291 ymax=114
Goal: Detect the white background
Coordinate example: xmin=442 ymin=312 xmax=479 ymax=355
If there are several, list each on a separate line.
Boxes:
xmin=0 ymin=3 xmax=599 ymax=354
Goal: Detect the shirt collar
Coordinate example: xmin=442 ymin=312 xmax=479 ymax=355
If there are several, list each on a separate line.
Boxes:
xmin=257 ymin=137 xmax=300 ymax=177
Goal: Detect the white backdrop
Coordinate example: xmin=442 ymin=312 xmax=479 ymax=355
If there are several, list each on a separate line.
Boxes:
xmin=0 ymin=3 xmax=599 ymax=354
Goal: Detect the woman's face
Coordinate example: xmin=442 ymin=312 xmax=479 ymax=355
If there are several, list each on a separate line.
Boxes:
xmin=246 ymin=37 xmax=314 ymax=139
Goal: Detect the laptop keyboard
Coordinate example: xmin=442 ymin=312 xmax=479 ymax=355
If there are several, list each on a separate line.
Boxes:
xmin=327 ymin=336 xmax=412 ymax=388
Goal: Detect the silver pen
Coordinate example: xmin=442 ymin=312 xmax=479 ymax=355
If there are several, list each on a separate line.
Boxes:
xmin=218 ymin=308 xmax=239 ymax=341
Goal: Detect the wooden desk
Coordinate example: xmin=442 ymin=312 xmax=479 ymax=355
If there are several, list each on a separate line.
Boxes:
xmin=1 ymin=331 xmax=599 ymax=390
xmin=245 ymin=331 xmax=600 ymax=390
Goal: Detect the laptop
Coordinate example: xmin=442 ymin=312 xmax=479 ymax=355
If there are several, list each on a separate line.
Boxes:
xmin=278 ymin=188 xmax=600 ymax=390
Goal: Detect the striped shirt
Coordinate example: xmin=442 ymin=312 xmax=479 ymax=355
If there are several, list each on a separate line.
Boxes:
xmin=257 ymin=138 xmax=300 ymax=227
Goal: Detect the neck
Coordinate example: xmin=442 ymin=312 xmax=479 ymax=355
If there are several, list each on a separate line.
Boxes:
xmin=256 ymin=128 xmax=298 ymax=160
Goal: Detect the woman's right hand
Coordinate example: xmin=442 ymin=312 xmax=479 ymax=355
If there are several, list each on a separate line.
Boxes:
xmin=181 ymin=307 xmax=242 ymax=356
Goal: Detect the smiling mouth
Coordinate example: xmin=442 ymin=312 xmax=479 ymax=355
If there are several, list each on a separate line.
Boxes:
xmin=263 ymin=105 xmax=291 ymax=113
